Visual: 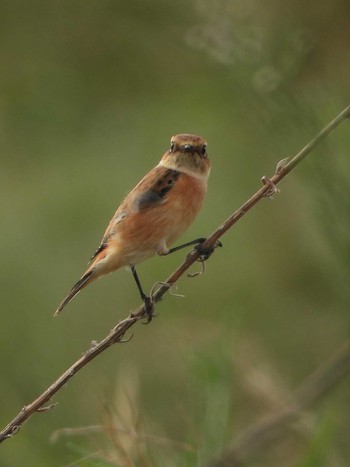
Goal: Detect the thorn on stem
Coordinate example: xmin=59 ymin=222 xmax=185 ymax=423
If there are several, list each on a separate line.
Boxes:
xmin=37 ymin=403 xmax=58 ymax=413
xmin=188 ymin=260 xmax=206 ymax=278
xmin=168 ymin=283 xmax=185 ymax=298
xmin=150 ymin=281 xmax=184 ymax=298
xmin=150 ymin=281 xmax=171 ymax=297
xmin=117 ymin=333 xmax=134 ymax=343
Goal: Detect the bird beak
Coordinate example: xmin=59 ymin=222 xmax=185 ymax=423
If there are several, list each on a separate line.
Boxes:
xmin=183 ymin=144 xmax=193 ymax=152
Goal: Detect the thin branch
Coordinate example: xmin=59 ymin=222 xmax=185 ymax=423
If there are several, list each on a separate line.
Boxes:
xmin=0 ymin=104 xmax=349 ymax=444
xmin=207 ymin=341 xmax=350 ymax=467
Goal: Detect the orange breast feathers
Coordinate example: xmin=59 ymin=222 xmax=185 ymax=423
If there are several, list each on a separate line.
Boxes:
xmin=91 ymin=168 xmax=207 ymax=269
xmin=124 ymin=171 xmax=206 ymax=249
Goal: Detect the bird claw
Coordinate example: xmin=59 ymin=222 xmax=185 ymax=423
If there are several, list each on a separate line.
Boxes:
xmin=142 ymin=296 xmax=156 ymax=324
xmin=195 ymin=239 xmax=223 ymax=261
xmin=261 ymin=176 xmax=279 ymax=198
xmin=187 ymin=240 xmax=222 ymax=278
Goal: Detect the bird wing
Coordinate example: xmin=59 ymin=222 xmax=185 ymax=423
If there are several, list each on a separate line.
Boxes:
xmin=89 ymin=211 xmax=127 ymax=261
xmin=89 ymin=166 xmax=180 ymax=261
xmin=131 ymin=166 xmax=180 ymax=210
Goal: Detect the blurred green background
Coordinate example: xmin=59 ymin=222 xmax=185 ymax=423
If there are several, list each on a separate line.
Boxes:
xmin=1 ymin=0 xmax=350 ymax=465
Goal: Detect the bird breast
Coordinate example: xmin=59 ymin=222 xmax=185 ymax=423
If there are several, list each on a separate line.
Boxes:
xmin=114 ymin=172 xmax=207 ymax=265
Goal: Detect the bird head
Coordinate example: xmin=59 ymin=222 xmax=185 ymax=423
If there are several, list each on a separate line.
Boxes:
xmin=160 ymin=134 xmax=211 ymax=180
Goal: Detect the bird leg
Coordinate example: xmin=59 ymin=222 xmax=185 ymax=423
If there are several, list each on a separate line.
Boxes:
xmin=131 ymin=266 xmax=155 ymax=323
xmin=166 ymin=237 xmax=207 ymax=254
xmin=166 ymin=237 xmax=222 ymax=261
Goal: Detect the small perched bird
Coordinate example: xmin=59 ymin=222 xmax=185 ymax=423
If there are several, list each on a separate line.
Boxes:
xmin=55 ymin=134 xmax=211 ymax=317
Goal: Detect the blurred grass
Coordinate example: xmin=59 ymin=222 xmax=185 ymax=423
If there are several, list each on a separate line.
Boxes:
xmin=1 ymin=0 xmax=350 ymax=465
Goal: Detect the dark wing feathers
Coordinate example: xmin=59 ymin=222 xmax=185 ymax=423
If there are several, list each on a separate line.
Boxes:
xmin=133 ymin=190 xmax=162 ymax=210
xmin=133 ymin=168 xmax=180 ymax=211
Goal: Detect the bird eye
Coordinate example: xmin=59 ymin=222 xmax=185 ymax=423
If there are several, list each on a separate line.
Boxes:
xmin=200 ymin=145 xmax=207 ymax=157
xmin=170 ymin=141 xmax=175 ymax=152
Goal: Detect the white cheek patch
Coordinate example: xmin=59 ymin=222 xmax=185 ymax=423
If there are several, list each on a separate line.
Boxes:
xmin=157 ymin=161 xmax=209 ymax=182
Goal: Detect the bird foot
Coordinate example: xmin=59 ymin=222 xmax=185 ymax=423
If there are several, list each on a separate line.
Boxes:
xmin=142 ymin=296 xmax=156 ymax=324
xmin=194 ymin=239 xmax=223 ymax=261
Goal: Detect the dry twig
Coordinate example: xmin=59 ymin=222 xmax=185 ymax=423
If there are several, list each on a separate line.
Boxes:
xmin=0 ymin=104 xmax=349 ymax=444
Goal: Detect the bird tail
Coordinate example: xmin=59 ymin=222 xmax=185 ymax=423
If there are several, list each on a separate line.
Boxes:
xmin=54 ymin=268 xmax=96 ymax=316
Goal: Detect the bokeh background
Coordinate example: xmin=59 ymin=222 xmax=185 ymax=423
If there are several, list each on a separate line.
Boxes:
xmin=1 ymin=1 xmax=350 ymax=465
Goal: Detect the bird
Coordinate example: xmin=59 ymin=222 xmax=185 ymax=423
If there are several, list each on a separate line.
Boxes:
xmin=55 ymin=134 xmax=211 ymax=318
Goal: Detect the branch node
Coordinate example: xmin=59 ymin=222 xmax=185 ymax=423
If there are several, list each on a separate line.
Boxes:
xmin=9 ymin=425 xmax=20 ymax=437
xmin=275 ymin=157 xmax=290 ymax=174
xmin=261 ymin=176 xmax=280 ymax=198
